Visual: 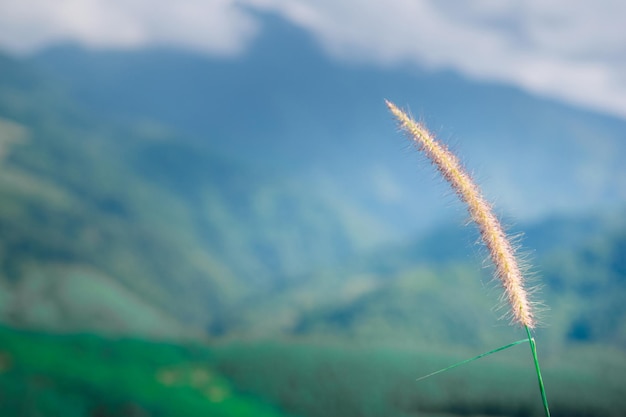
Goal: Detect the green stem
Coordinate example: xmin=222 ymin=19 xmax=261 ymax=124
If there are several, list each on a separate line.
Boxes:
xmin=525 ymin=325 xmax=550 ymax=417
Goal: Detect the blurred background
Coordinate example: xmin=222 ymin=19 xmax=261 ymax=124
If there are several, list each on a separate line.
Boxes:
xmin=0 ymin=1 xmax=625 ymax=416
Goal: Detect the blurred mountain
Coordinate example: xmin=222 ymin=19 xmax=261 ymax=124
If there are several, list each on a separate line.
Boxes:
xmin=227 ymin=208 xmax=626 ymax=351
xmin=28 ymin=14 xmax=626 ymax=235
xmin=0 ymin=13 xmax=625 ymax=346
xmin=0 ymin=52 xmax=383 ymax=337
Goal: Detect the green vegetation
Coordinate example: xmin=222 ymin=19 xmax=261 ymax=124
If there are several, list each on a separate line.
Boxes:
xmin=0 ymin=326 xmax=288 ymax=417
xmin=0 ymin=52 xmax=382 ymax=336
xmin=232 ymin=217 xmax=626 ymax=355
xmin=1 ymin=326 xmax=624 ymax=417
xmin=213 ymin=339 xmax=626 ymax=417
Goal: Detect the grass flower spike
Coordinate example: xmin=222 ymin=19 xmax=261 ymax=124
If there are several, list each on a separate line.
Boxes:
xmin=386 ymin=100 xmax=549 ymax=416
xmin=385 ymin=100 xmax=534 ymax=328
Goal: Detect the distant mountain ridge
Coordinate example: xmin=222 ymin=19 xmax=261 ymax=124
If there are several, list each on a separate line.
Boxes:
xmin=0 ymin=13 xmax=625 ymax=344
xmin=27 ymin=14 xmax=626 ymax=234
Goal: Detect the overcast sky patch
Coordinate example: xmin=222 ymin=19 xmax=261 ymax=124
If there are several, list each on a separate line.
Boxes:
xmin=1 ymin=0 xmax=624 ymax=118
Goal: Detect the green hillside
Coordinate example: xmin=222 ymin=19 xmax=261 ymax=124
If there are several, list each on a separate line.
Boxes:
xmin=223 ymin=208 xmax=626 ymax=357
xmin=0 ymin=326 xmax=289 ymax=417
xmin=2 ymin=47 xmax=625 ymax=351
xmin=0 ymin=52 xmax=385 ymax=336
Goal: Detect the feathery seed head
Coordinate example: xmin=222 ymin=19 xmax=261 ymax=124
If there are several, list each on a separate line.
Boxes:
xmin=386 ymin=100 xmax=535 ymax=328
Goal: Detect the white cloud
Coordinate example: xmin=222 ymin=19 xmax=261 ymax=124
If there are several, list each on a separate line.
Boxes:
xmin=0 ymin=0 xmax=625 ymax=118
xmin=246 ymin=0 xmax=626 ymax=118
xmin=0 ymin=0 xmax=258 ymax=55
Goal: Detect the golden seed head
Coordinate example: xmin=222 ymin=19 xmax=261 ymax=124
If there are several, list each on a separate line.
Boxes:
xmin=386 ymin=100 xmax=534 ymax=328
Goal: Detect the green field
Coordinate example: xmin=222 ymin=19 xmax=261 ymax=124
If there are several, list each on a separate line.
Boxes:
xmin=0 ymin=326 xmax=290 ymax=417
xmin=1 ymin=326 xmax=625 ymax=417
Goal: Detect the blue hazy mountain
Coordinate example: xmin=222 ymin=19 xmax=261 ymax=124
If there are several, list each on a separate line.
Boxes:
xmin=1 ymin=13 xmax=625 ymax=344
xmin=29 ymin=14 xmax=626 ymax=238
xmin=0 ymin=51 xmax=386 ymax=336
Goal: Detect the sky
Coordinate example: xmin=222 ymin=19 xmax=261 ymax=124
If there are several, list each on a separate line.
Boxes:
xmin=1 ymin=0 xmax=625 ymax=119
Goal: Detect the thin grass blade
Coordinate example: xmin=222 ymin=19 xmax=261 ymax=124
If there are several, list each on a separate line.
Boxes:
xmin=416 ymin=339 xmax=529 ymax=382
